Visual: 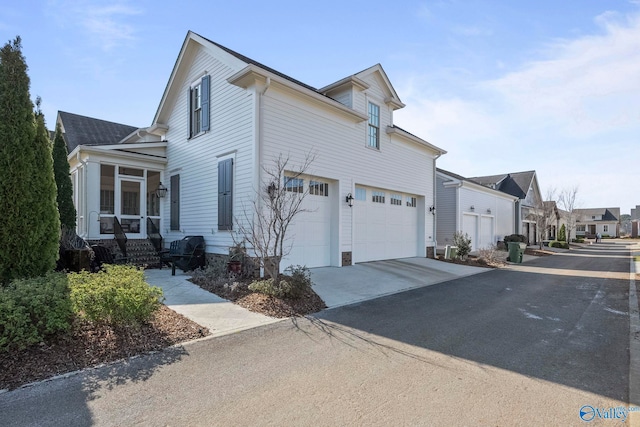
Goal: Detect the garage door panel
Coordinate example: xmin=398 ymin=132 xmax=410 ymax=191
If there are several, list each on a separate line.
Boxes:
xmin=354 ymin=186 xmax=419 ymax=263
xmin=284 ymin=191 xmax=331 ymax=269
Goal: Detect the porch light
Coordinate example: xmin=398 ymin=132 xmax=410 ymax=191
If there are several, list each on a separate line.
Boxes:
xmin=155 ymin=182 xmax=168 ymax=198
xmin=470 ymin=205 xmax=475 ymax=211
xmin=487 ymin=208 xmax=491 ymax=214
xmin=345 ymin=193 xmax=354 ymax=207
xmin=429 ymin=205 xmax=436 ymax=215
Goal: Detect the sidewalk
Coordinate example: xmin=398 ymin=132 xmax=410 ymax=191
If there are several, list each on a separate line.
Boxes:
xmin=145 ymin=256 xmax=501 ymax=338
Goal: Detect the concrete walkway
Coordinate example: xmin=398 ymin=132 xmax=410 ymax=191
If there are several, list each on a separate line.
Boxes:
xmin=145 ymin=256 xmax=495 ymax=337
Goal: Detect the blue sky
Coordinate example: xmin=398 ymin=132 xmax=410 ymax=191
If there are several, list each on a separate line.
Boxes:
xmin=3 ymin=0 xmax=639 ymax=213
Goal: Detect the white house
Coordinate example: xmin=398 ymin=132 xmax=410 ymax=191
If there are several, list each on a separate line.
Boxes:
xmin=468 ymin=171 xmax=542 ymax=245
xmin=65 ymin=31 xmax=446 ymax=269
xmin=436 ymin=169 xmax=517 ymax=251
xmin=573 ymin=208 xmax=621 ymax=239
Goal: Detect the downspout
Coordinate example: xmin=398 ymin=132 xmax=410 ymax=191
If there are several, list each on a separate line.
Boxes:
xmin=255 ymin=77 xmax=271 ymax=276
xmin=432 ymin=152 xmax=443 ymax=257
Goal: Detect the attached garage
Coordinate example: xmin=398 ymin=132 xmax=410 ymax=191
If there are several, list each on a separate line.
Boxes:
xmin=462 ymin=213 xmax=496 ymax=251
xmin=353 ymin=185 xmax=420 ymax=263
xmin=282 ymin=178 xmax=334 ymax=269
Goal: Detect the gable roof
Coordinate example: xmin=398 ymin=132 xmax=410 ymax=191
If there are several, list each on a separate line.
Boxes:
xmin=575 ymin=207 xmax=620 ymax=222
xmin=437 ymin=168 xmax=517 ymax=200
xmin=469 ymin=170 xmax=536 ymax=200
xmin=57 ymin=111 xmax=138 ymax=153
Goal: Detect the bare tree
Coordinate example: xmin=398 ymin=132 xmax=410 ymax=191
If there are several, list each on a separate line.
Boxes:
xmin=558 ymin=186 xmax=580 ymax=243
xmin=535 ymin=187 xmax=557 ymax=248
xmin=236 ymin=153 xmax=316 ymax=284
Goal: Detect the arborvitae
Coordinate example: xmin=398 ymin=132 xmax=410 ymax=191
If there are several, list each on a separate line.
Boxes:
xmin=558 ymin=224 xmax=566 ymax=242
xmin=53 ymin=122 xmax=76 ymax=228
xmin=0 ymin=37 xmax=60 ymax=284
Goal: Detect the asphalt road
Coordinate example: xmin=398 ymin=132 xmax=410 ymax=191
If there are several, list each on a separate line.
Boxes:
xmin=1 ymin=242 xmax=637 ymax=426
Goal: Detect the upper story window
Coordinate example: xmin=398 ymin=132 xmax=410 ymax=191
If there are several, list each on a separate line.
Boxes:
xmin=189 ymin=75 xmax=210 ymax=138
xmin=368 ymin=102 xmax=380 ymax=149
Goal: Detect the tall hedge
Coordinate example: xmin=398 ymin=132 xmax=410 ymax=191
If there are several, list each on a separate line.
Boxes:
xmin=53 ymin=122 xmax=76 ymax=228
xmin=0 ymin=37 xmax=60 ymax=284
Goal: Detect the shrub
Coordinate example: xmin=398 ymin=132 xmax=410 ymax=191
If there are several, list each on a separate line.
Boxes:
xmin=572 ymin=238 xmax=584 ymax=243
xmin=68 ymin=265 xmax=164 ymax=326
xmin=504 ymin=234 xmax=527 ymax=244
xmin=558 ymin=224 xmax=566 ymax=242
xmin=477 ymin=244 xmax=501 ymax=264
xmin=249 ymin=265 xmax=312 ymax=299
xmin=452 ymin=232 xmax=472 ymax=260
xmin=549 ymin=240 xmax=569 ymax=249
xmin=0 ymin=272 xmax=73 ymax=352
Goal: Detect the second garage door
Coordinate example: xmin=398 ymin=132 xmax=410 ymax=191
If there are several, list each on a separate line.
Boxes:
xmin=353 ymin=186 xmax=419 ymax=263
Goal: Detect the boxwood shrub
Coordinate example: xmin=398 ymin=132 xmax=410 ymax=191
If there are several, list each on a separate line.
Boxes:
xmin=549 ymin=240 xmax=570 ymax=249
xmin=0 ymin=272 xmax=73 ymax=352
xmin=68 ymin=265 xmax=164 ymax=326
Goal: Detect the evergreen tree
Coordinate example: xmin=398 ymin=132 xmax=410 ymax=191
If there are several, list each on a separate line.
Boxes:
xmin=558 ymin=224 xmax=566 ymax=242
xmin=52 ymin=122 xmax=76 ymax=228
xmin=0 ymin=37 xmax=60 ymax=284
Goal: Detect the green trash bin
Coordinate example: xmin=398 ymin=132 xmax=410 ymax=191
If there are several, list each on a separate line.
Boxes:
xmin=508 ymin=242 xmax=525 ymax=263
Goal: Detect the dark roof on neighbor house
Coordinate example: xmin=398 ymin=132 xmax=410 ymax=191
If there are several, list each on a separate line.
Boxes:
xmin=575 ymin=208 xmax=621 ymax=222
xmin=58 ymin=111 xmax=139 ymax=153
xmin=468 ymin=170 xmax=536 ymax=200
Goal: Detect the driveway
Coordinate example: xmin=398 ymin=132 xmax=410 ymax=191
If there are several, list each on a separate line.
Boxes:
xmin=311 ymin=257 xmax=489 ymax=308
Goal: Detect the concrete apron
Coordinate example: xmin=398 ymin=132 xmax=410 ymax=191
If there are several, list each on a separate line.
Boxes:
xmin=310 ymin=257 xmax=489 ymax=309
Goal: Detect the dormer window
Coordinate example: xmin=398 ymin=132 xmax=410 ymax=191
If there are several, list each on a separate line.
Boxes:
xmin=368 ymin=102 xmax=380 ymax=149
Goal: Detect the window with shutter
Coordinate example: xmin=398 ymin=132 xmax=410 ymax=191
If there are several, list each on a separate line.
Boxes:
xmin=170 ymin=174 xmax=180 ymax=230
xmin=188 ymin=75 xmax=210 ymax=138
xmin=218 ymin=159 xmax=233 ymax=230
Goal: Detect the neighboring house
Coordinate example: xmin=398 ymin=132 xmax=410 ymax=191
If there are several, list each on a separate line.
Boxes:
xmin=435 ymin=169 xmax=517 ymax=251
xmin=542 ymin=201 xmax=566 ymax=241
xmin=631 ymin=205 xmax=640 ymax=220
xmin=65 ymin=31 xmax=446 ymax=270
xmin=573 ymin=208 xmax=621 ymax=239
xmin=468 ymin=171 xmax=542 ymax=245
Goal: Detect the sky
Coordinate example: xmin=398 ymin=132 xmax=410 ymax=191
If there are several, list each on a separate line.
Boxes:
xmin=2 ymin=0 xmax=639 ymax=213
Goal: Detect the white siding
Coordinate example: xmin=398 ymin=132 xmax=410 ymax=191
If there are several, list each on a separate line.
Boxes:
xmin=436 ymin=175 xmax=457 ymax=246
xmin=161 ymin=45 xmax=255 ymax=254
xmin=459 ymin=187 xmax=515 ymax=248
xmin=260 ymin=80 xmax=437 ymax=265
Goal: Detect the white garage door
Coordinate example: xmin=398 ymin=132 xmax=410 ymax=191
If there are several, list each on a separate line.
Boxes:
xmin=282 ymin=178 xmax=332 ymax=269
xmin=479 ymin=216 xmax=494 ymax=249
xmin=354 ymin=186 xmax=419 ymax=263
xmin=462 ymin=214 xmax=478 ymax=251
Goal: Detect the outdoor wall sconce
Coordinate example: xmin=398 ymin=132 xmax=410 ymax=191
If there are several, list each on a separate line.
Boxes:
xmin=429 ymin=205 xmax=436 ymax=215
xmin=470 ymin=205 xmax=475 ymax=211
xmin=345 ymin=193 xmax=354 ymax=207
xmin=486 ymin=208 xmax=492 ymax=214
xmin=155 ymin=182 xmax=168 ymax=198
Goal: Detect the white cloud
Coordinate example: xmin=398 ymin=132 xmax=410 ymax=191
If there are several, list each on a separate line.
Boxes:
xmin=394 ymin=10 xmax=640 ymax=211
xmin=47 ymin=0 xmax=142 ymax=51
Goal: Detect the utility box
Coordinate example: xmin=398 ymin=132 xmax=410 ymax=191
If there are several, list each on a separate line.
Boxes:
xmin=444 ymin=245 xmax=458 ymax=260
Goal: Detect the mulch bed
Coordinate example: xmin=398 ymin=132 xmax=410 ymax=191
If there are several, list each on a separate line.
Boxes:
xmin=435 ymin=255 xmax=504 ymax=268
xmin=189 ymin=276 xmax=327 ymax=318
xmin=0 ymin=306 xmax=209 ymax=391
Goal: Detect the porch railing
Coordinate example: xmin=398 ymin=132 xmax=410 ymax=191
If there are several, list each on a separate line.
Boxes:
xmin=146 ymin=217 xmax=163 ymax=254
xmin=113 ymin=216 xmax=128 ymax=259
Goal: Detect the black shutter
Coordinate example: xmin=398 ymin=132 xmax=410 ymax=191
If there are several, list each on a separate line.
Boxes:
xmin=218 ymin=159 xmax=233 ymax=230
xmin=201 ymin=75 xmax=210 ymax=131
xmin=187 ymin=87 xmax=192 ymax=138
xmin=170 ymin=174 xmax=180 ymax=230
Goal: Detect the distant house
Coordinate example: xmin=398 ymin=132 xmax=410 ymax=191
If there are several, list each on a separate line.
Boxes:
xmin=573 ymin=208 xmax=621 ymax=239
xmin=542 ymin=201 xmax=565 ymax=241
xmin=62 ymin=31 xmax=447 ymax=269
xmin=435 ymin=168 xmax=517 ymax=251
xmin=468 ymin=170 xmax=542 ymax=245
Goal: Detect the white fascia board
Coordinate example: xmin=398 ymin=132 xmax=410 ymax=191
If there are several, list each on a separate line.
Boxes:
xmin=319 ymin=75 xmax=370 ymax=93
xmin=227 ymin=65 xmax=368 ymax=122
xmin=67 ymin=144 xmax=168 ymax=165
xmin=386 ymin=126 xmax=447 ymax=156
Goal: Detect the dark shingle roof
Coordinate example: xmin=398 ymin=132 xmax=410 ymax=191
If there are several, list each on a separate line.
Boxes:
xmin=575 ymin=208 xmax=620 ymax=221
xmin=195 ymin=33 xmax=319 ymax=93
xmin=468 ymin=170 xmax=536 ymax=200
xmin=58 ymin=111 xmax=138 ymax=153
